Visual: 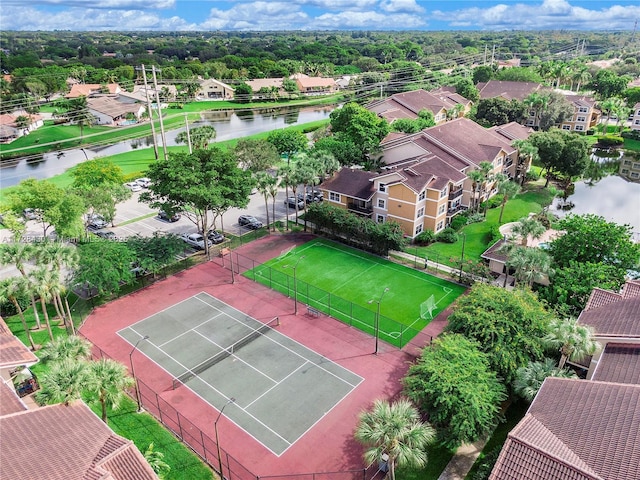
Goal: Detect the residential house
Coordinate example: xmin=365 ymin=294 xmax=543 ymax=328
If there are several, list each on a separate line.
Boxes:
xmin=245 ymin=78 xmax=285 ymax=98
xmin=319 ymin=118 xmax=531 ymax=238
xmin=0 ymin=112 xmax=44 ymax=144
xmin=196 ymin=78 xmax=234 ymax=100
xmin=620 ymin=154 xmax=640 ymax=181
xmin=87 ymin=96 xmax=146 ymax=126
xmin=576 ymin=280 xmax=640 ymax=379
xmin=66 ymin=83 xmax=121 ymax=98
xmin=367 ymin=88 xmax=471 ymax=125
xmin=118 ymin=84 xmax=178 ymax=105
xmin=489 ymin=377 xmax=640 ymax=480
xmin=558 ymin=94 xmax=600 ymax=132
xmin=476 ymin=80 xmax=542 ymax=102
xmin=631 ymin=102 xmax=640 ymax=131
xmin=291 ymin=74 xmax=337 ymax=95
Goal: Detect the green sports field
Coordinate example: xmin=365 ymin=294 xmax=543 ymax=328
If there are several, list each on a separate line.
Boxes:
xmin=244 ymin=238 xmax=466 ymax=348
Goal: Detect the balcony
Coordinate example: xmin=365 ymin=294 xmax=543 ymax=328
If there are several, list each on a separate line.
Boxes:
xmin=347 ymin=203 xmax=373 ymax=216
xmin=447 ymin=205 xmax=468 ymax=217
xmin=448 ymin=187 xmax=463 ymax=201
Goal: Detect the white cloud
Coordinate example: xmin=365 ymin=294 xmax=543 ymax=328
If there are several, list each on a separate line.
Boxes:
xmin=314 ymin=11 xmax=425 ymax=29
xmin=380 ymin=0 xmax=424 ymax=14
xmin=294 ymin=0 xmax=378 ymax=10
xmin=5 ymin=0 xmax=175 ymax=9
xmin=200 ymin=2 xmax=311 ymax=30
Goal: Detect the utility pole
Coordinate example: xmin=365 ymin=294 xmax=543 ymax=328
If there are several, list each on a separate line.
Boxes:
xmin=484 ymin=45 xmax=488 ymax=65
xmin=184 ymin=113 xmax=192 ymax=154
xmin=491 ymin=45 xmax=496 ymax=65
xmin=151 ymin=65 xmax=169 ymax=161
xmin=139 ymin=65 xmax=159 ymax=160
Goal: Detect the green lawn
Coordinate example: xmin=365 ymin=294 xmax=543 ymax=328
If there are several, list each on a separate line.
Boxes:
xmin=397 ymin=443 xmax=457 ymax=480
xmin=245 ymin=238 xmax=466 ymax=347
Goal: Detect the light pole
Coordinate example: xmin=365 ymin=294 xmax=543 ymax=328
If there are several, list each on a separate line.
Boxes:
xmin=129 ymin=335 xmax=149 ymax=413
xmin=368 ymin=287 xmax=389 ymax=355
xmin=215 ymin=397 xmax=236 ymax=480
xmin=458 ymin=232 xmax=467 ymax=283
xmin=285 ymin=255 xmax=306 ymax=315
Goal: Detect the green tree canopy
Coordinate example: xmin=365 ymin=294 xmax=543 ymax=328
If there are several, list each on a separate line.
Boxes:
xmin=445 ymin=284 xmax=552 ymax=383
xmin=71 ymin=158 xmax=126 ymax=189
xmin=329 ymin=102 xmax=389 ymax=161
xmin=266 ymin=129 xmax=308 ymax=164
xmin=74 ymin=241 xmax=136 ymax=296
xmin=404 ymin=334 xmax=507 ymax=448
xmin=513 ymin=358 xmax=577 ymax=402
xmin=473 ymin=97 xmax=527 ymax=127
xmin=233 ymin=138 xmax=280 ymax=172
xmin=528 ymin=129 xmax=589 ymax=186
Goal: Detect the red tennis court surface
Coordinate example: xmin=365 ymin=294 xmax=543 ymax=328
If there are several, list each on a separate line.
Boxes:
xmin=80 ymin=233 xmax=438 ymax=478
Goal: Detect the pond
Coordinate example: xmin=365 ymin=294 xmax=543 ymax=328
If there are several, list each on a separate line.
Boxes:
xmin=552 ymin=149 xmax=640 ymax=242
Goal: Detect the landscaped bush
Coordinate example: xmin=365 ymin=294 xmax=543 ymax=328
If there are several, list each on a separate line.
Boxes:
xmin=622 ymin=130 xmax=640 ymax=141
xmin=466 ymin=212 xmax=485 ymax=224
xmin=531 ymin=212 xmax=552 ymax=228
xmin=481 ymin=195 xmax=503 ymax=211
xmin=597 ymin=135 xmax=624 ymax=146
xmin=449 ymin=215 xmax=468 ymax=231
xmin=525 ymin=170 xmax=540 ymax=182
xmin=489 ymin=225 xmax=503 ymax=244
xmin=414 ymin=230 xmax=436 ymax=245
xmin=436 ymin=227 xmax=458 ymax=243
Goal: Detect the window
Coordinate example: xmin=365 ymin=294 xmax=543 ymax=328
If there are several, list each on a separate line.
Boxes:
xmin=418 ymin=190 xmax=426 ymax=201
xmin=621 ymin=169 xmax=630 ymax=174
xmin=439 ymin=187 xmax=448 ymax=198
xmin=578 ymin=107 xmax=588 ymax=113
xmin=633 ymin=163 xmax=640 ymax=170
xmin=377 ymin=215 xmax=385 ymax=223
xmin=415 ymin=224 xmax=423 ymax=235
xmin=496 ymin=156 xmax=503 ymax=166
xmin=417 ymin=207 xmax=424 ymax=218
xmin=438 ymin=204 xmax=446 ymax=215
xmin=378 ymin=199 xmax=386 ymax=209
xmin=631 ymin=172 xmax=640 ymax=179
xmin=378 ymin=183 xmax=386 ymax=193
xmin=575 ymin=125 xmax=584 ymax=131
xmin=634 ymin=119 xmax=640 ymax=126
xmin=577 ymin=116 xmax=586 ymax=122
xmin=329 ymin=192 xmax=340 ymax=202
xmin=562 ymin=125 xmax=571 ymax=130
xmin=528 ymin=110 xmax=536 ymax=117
xmin=436 ymin=220 xmax=444 ymax=232
xmin=624 ymin=160 xmax=632 ymax=166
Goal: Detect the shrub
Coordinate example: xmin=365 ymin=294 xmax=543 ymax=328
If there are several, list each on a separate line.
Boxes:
xmin=525 ymin=170 xmax=540 ymax=182
xmin=586 ymin=128 xmax=596 ymax=136
xmin=466 ymin=213 xmax=485 ymax=224
xmin=414 ymin=230 xmax=436 ymax=245
xmin=597 ymin=135 xmax=624 ymax=146
xmin=449 ymin=215 xmax=468 ymax=231
xmin=622 ymin=130 xmax=640 ymax=140
xmin=436 ymin=227 xmax=458 ymax=243
xmin=489 ymin=225 xmax=502 ymax=244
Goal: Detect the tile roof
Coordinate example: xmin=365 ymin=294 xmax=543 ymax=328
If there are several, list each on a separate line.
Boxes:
xmin=481 ymin=239 xmax=509 ymax=263
xmin=379 ymin=154 xmax=467 ymax=193
xmin=0 ymin=400 xmax=158 ymax=480
xmin=295 ymin=77 xmax=337 ymax=89
xmin=0 ymin=380 xmax=27 ymax=416
xmin=66 ymin=83 xmax=121 ymax=98
xmin=367 ymin=88 xmax=467 ymax=121
xmin=591 ymin=343 xmax=640 ymax=385
xmin=0 ymin=316 xmax=38 ymax=369
xmin=489 ymin=122 xmax=534 ymax=141
xmin=245 ymin=78 xmax=283 ymax=92
xmin=579 ymin=281 xmax=640 ymax=337
xmin=490 ymin=378 xmax=640 ymax=480
xmin=319 ymin=168 xmax=377 ymax=200
xmin=87 ymin=97 xmax=143 ymax=119
xmin=477 ymin=80 xmax=542 ymax=101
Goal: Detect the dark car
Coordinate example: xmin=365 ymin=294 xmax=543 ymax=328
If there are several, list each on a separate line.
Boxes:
xmin=158 ymin=210 xmax=181 ymax=223
xmin=94 ymin=230 xmax=117 ymax=240
xmin=238 ymin=215 xmax=263 ymax=230
xmin=298 ymin=192 xmax=323 ymax=204
xmin=86 ymin=213 xmax=107 ymax=230
xmin=285 ymin=196 xmax=305 ymax=210
xmin=207 ymin=229 xmax=225 ymax=244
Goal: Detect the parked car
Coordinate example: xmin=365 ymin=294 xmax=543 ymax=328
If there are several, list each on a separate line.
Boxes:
xmin=22 ymin=208 xmax=40 ymax=220
xmin=284 ymin=196 xmax=305 ymax=210
xmin=87 ymin=214 xmax=107 ymax=230
xmin=207 ymin=230 xmax=225 ymax=244
xmin=135 ymin=177 xmax=152 ymax=188
xmin=298 ymin=192 xmax=323 ymax=204
xmin=158 ymin=210 xmax=181 ymax=222
xmin=238 ymin=215 xmax=263 ymax=230
xmin=124 ymin=182 xmax=142 ymax=192
xmin=180 ymin=232 xmax=212 ymax=250
xmin=94 ymin=230 xmax=117 ymax=240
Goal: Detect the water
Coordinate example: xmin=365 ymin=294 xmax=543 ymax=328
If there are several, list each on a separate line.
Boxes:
xmin=552 ymin=150 xmax=640 ymax=242
xmin=0 ymin=105 xmax=334 ymax=189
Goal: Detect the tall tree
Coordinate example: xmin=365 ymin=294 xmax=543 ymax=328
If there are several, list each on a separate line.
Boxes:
xmin=329 ymin=102 xmax=389 ymax=163
xmin=176 ymin=125 xmax=216 ymax=150
xmin=0 ymin=277 xmax=36 ymax=350
xmin=266 ymin=129 xmax=308 ymax=165
xmin=0 ymin=243 xmax=41 ymax=329
xmin=543 ymin=317 xmax=600 ymax=368
xmin=513 ymin=358 xmax=577 ymax=402
xmin=65 ymin=96 xmax=95 ymax=139
xmin=404 ymin=334 xmax=507 ymax=448
xmin=29 ymin=265 xmax=56 ymax=341
xmin=495 ymin=175 xmax=521 ymax=224
xmin=39 ymin=335 xmax=92 ymax=363
xmin=88 ymin=358 xmax=134 ymax=423
xmin=73 ymin=241 xmax=136 ymax=297
xmin=253 ymin=172 xmax=278 ymax=233
xmin=354 ymin=399 xmax=435 ymax=480
xmin=36 ymin=359 xmax=91 ymax=406
xmin=234 ymin=138 xmax=280 ymax=172
xmin=509 ymin=216 xmax=546 ymax=246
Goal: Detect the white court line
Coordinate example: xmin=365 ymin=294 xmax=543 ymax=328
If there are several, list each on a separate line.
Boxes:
xmin=244 ymin=360 xmax=310 ymax=410
xmin=157 ymin=312 xmax=223 ymax=347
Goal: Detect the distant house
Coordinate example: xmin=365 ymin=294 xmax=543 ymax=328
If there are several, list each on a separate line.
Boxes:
xmin=87 ymin=97 xmax=146 ymax=126
xmin=118 ymin=84 xmax=178 ymax=105
xmin=631 ymin=102 xmax=640 ymax=131
xmin=367 ymin=88 xmax=471 ymax=125
xmin=66 ymin=83 xmax=121 ymax=98
xmin=489 ymin=377 xmax=640 ymax=480
xmin=476 ymin=80 xmax=542 ymax=102
xmin=196 ymin=78 xmax=234 ymax=100
xmin=291 ymin=74 xmax=337 ymax=95
xmin=245 ymin=78 xmax=284 ymax=97
xmin=0 ymin=112 xmax=44 ymax=144
xmin=558 ymin=94 xmax=600 ymax=132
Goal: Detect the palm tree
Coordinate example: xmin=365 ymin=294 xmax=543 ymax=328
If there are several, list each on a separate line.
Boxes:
xmin=467 ymin=169 xmax=484 ymax=214
xmin=66 ymin=96 xmax=95 ymax=140
xmin=0 ymin=243 xmax=41 ymax=329
xmin=495 ymin=175 xmax=521 ymax=224
xmin=39 ymin=336 xmax=92 ymax=364
xmin=144 ymin=443 xmax=171 ymax=478
xmin=355 ymin=399 xmax=435 ymax=480
xmin=279 ymin=165 xmax=295 ymax=231
xmin=543 ymin=317 xmax=600 ymax=368
xmin=176 ymin=125 xmax=216 ymax=150
xmin=88 ymin=358 xmax=134 ymax=422
xmin=513 ymin=358 xmax=577 ymax=402
xmin=512 ymin=247 xmax=554 ymax=287
xmin=254 ymin=172 xmax=278 ymax=233
xmin=509 ymin=216 xmax=546 ymax=246
xmin=35 ymin=359 xmax=90 ymax=406
xmin=512 ymin=139 xmax=538 ymax=186
xmin=0 ymin=277 xmax=36 ymax=350
xmin=475 ymin=161 xmax=495 ymax=216
xmin=29 ymin=266 xmax=56 ymax=341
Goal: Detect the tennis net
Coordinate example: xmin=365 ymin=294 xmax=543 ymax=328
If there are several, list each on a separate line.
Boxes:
xmin=172 ymin=316 xmax=279 ymax=389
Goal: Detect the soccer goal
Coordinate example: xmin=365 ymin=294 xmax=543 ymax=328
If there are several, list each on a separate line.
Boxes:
xmin=420 ymin=295 xmax=437 ymax=320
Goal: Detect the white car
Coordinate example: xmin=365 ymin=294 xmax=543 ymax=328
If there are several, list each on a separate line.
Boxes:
xmin=180 ymin=233 xmax=212 ymax=250
xmin=135 ymin=177 xmax=151 ymax=188
xmin=125 ymin=182 xmax=142 ymax=192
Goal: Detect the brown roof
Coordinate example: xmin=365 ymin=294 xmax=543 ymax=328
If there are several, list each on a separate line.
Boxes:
xmin=368 ymin=88 xmax=466 ymax=121
xmin=579 ymin=281 xmax=640 ymax=338
xmin=66 ymin=83 xmax=121 ymax=98
xmin=477 ymin=80 xmax=542 ymax=101
xmin=87 ymin=97 xmax=143 ymax=119
xmin=295 ymin=77 xmax=337 ymax=89
xmin=0 ymin=316 xmax=38 ymax=369
xmin=379 ymin=155 xmax=466 ymax=193
xmin=489 ymin=122 xmax=534 ymax=141
xmin=0 ymin=400 xmax=158 ymax=480
xmin=0 ymin=380 xmax=27 ymax=416
xmin=319 ymin=168 xmax=377 ymax=200
xmin=481 ymin=239 xmax=509 ymax=263
xmin=245 ymin=78 xmax=283 ymax=92
xmin=490 ymin=378 xmax=640 ymax=480
xmin=592 ymin=343 xmax=640 ymax=385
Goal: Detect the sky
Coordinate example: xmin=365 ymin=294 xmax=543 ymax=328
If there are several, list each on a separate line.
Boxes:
xmin=2 ymin=0 xmax=639 ymax=32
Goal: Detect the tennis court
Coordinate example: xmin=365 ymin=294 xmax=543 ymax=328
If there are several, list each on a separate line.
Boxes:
xmin=245 ymin=238 xmax=466 ymax=348
xmin=118 ymin=292 xmax=363 ymax=456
